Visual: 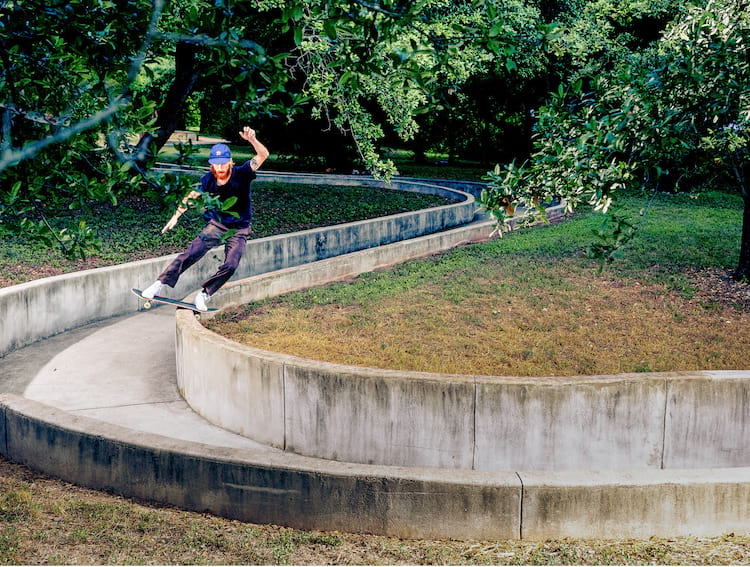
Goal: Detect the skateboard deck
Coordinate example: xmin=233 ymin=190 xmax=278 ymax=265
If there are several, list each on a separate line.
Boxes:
xmin=131 ymin=288 xmax=218 ymax=317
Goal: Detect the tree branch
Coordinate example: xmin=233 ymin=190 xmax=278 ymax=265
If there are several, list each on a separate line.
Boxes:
xmin=0 ymin=104 xmax=70 ymax=126
xmin=0 ymin=101 xmax=127 ymax=172
xmin=153 ymin=32 xmax=262 ymax=52
xmin=350 ymin=0 xmax=409 ymax=19
xmin=0 ymin=0 xmax=166 ymax=174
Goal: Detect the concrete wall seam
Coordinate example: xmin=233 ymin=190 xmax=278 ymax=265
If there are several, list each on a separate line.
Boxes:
xmin=515 ymin=471 xmax=525 ymax=540
xmin=660 ymin=377 xmax=669 ymax=470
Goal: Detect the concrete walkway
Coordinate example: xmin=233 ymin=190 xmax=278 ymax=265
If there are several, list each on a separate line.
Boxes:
xmin=3 ymin=306 xmax=273 ymax=451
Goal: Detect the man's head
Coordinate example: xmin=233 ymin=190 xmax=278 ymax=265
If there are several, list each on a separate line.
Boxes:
xmin=208 ymin=143 xmax=231 ymax=165
xmin=208 ymin=143 xmax=233 ymax=182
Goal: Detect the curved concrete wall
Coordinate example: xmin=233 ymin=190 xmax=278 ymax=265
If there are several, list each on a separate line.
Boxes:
xmin=2 ymin=394 xmax=749 ymax=540
xmin=0 ymin=173 xmax=476 ymax=357
xmin=176 ymin=267 xmax=750 ymax=472
xmin=2 ymin=170 xmax=748 ymax=540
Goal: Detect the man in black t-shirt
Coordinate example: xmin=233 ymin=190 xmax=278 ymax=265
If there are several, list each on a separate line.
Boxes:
xmin=141 ymin=126 xmax=269 ymax=311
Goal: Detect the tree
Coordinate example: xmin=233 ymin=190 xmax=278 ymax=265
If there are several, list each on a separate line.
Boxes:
xmin=133 ymin=0 xmax=292 ymax=163
xmin=660 ymin=0 xmax=750 ymax=278
xmin=406 ymin=0 xmax=551 ymax=167
xmin=0 ymin=1 xmax=422 ymax=252
xmin=0 ymin=0 xmax=161 ymax=257
xmin=271 ymin=0 xmax=549 ymax=177
xmin=2 ymin=0 xmax=530 ymax=256
xmin=481 ymin=0 xmax=750 ymax=280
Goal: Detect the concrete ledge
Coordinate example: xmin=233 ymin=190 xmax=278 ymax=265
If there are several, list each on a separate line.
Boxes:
xmin=520 ymin=467 xmax=750 ymax=539
xmin=176 ymin=219 xmax=503 ymax=450
xmin=0 ymin=394 xmax=523 ymax=540
xmin=0 ymin=172 xmax=476 ymax=357
xmin=176 ymin=266 xmax=750 ymax=472
xmin=2 ymin=393 xmax=748 ymax=540
xmin=3 ymin=169 xmax=748 ymax=539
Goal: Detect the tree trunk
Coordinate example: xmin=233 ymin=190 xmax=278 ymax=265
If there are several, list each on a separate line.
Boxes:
xmin=135 ymin=41 xmax=201 ymax=162
xmin=410 ymin=136 xmax=428 ymax=164
xmin=734 ymin=194 xmax=750 ymax=281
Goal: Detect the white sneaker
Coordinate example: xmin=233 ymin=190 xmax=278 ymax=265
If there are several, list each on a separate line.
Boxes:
xmin=195 ymin=290 xmax=210 ymax=311
xmin=142 ymin=280 xmax=164 ymax=299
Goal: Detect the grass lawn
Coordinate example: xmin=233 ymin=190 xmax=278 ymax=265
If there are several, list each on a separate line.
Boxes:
xmin=208 ymin=190 xmax=750 ymax=378
xmin=0 ymin=180 xmax=456 ymax=287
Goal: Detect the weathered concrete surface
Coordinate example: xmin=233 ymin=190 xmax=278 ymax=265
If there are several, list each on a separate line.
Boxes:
xmin=664 ymin=371 xmax=750 ymax=468
xmin=473 ymin=375 xmax=667 ymax=471
xmin=176 ymin=319 xmax=287 ymax=448
xmin=0 ymin=394 xmax=523 ymax=540
xmin=520 ymin=468 xmax=750 ymax=539
xmin=284 ymin=363 xmax=476 ymax=468
xmin=2 ymin=393 xmax=748 ymax=540
xmin=178 ymin=304 xmax=750 ymax=472
xmin=8 ymin=310 xmax=271 ymax=450
xmin=1 ymin=170 xmax=748 ymax=540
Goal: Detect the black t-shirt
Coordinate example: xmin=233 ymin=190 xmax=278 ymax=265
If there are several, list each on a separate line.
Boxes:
xmin=200 ymin=162 xmax=256 ymax=228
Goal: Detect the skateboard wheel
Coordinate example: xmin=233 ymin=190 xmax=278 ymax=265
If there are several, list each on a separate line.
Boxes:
xmin=143 ymin=301 xmax=152 ymax=309
xmin=194 ymin=312 xmax=201 ymax=321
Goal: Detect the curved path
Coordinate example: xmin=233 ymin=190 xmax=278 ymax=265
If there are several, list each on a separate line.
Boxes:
xmin=1 ymin=173 xmax=748 ymax=541
xmin=5 ymin=309 xmax=272 ymax=451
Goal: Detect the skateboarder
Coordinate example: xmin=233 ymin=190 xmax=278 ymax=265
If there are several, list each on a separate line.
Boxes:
xmin=141 ymin=126 xmax=269 ymax=311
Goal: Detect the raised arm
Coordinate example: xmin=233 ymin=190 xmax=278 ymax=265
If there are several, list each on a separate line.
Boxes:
xmin=238 ymin=126 xmax=270 ymax=171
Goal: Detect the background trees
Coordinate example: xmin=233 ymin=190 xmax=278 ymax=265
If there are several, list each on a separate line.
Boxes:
xmin=2 ymin=0 xmax=523 ymax=253
xmin=2 ymin=0 xmax=748 ymax=279
xmin=481 ymin=0 xmax=750 ymax=279
xmin=1 ymin=0 xmax=159 ymax=256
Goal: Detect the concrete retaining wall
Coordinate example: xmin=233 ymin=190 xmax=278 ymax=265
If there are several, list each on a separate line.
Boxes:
xmin=3 ymin=168 xmax=748 ymax=539
xmin=0 ymin=173 xmax=476 ymax=357
xmin=2 ymin=393 xmax=748 ymax=540
xmin=176 ymin=281 xmax=750 ymax=471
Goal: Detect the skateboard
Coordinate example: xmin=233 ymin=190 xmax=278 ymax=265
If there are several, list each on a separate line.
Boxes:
xmin=131 ymin=288 xmax=218 ymax=319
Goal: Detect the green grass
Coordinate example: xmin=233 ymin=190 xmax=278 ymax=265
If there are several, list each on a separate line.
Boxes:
xmin=248 ymin=190 xmax=743 ymax=310
xmin=209 ymin=189 xmax=749 ymax=378
xmin=251 ymin=181 xmax=457 ymax=235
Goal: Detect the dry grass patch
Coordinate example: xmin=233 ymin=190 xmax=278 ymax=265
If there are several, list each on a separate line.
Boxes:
xmin=1 ymin=457 xmax=748 ymax=565
xmin=209 ymin=257 xmax=750 ymax=377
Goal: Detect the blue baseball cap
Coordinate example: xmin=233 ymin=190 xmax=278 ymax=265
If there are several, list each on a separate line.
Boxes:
xmin=208 ymin=143 xmax=231 ymax=165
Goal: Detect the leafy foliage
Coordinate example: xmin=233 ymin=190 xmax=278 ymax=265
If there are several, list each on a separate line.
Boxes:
xmin=277 ymin=0 xmax=538 ymax=177
xmin=480 ymin=0 xmax=750 ymax=277
xmin=0 ymin=0 xmax=162 ymax=255
xmin=0 ymin=0 xmax=521 ymax=258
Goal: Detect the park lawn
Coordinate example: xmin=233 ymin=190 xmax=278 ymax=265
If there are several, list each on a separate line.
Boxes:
xmin=208 ymin=189 xmax=750 ymax=378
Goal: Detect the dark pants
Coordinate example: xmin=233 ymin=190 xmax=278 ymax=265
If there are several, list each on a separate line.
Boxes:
xmin=158 ymin=220 xmax=252 ymax=296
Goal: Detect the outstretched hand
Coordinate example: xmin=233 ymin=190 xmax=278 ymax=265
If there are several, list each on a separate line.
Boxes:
xmin=239 ymin=125 xmax=269 ymax=171
xmin=239 ymin=126 xmax=257 ymax=142
xmin=161 ymin=216 xmax=178 ymax=234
